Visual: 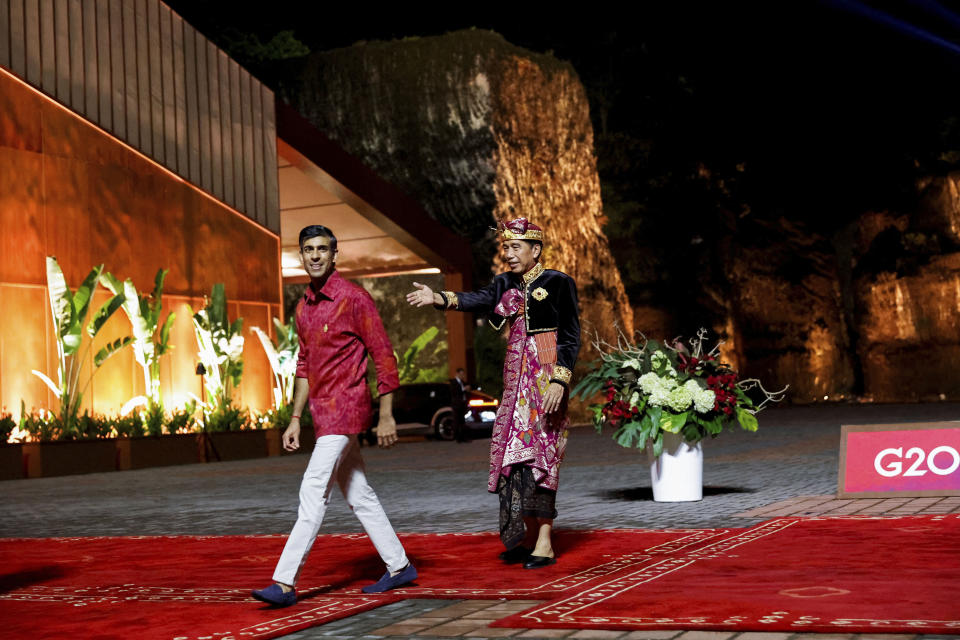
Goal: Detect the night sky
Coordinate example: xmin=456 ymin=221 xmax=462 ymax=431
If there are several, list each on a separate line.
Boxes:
xmin=169 ymin=0 xmax=960 ymax=231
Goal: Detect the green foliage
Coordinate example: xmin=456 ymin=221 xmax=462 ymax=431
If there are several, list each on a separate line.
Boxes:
xmin=143 ymin=401 xmax=165 ymax=437
xmin=219 ymin=28 xmax=309 ymax=63
xmin=396 ymin=326 xmax=447 ymax=384
xmin=0 ymin=411 xmax=15 ymax=443
xmin=202 ymin=405 xmax=250 ymax=432
xmin=101 ymin=268 xmax=176 ymax=415
xmin=474 ymin=322 xmax=507 ymax=399
xmin=191 ymin=284 xmax=245 ymax=416
xmin=31 ymin=257 xmax=131 ymax=434
xmin=576 ymin=330 xmax=784 ymax=454
xmin=251 ymin=317 xmax=299 ymax=409
xmin=165 ymin=402 xmax=198 ymax=435
xmin=107 ymin=413 xmax=145 ymax=438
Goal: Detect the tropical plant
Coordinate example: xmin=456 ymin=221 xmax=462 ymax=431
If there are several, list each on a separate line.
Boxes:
xmin=250 ymin=317 xmax=299 ymax=410
xmin=30 ymin=257 xmax=131 ymax=435
xmin=191 ymin=283 xmax=244 ymax=417
xmin=203 ymin=404 xmax=250 ymax=432
xmin=574 ymin=328 xmax=787 ymax=457
xmin=165 ymin=401 xmax=198 ymax=435
xmin=396 ymin=326 xmax=446 ymax=384
xmin=101 ymin=269 xmax=176 ymax=417
xmin=0 ymin=410 xmax=15 ymax=444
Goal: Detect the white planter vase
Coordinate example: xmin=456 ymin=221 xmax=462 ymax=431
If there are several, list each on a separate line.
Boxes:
xmin=648 ymin=431 xmax=703 ymax=502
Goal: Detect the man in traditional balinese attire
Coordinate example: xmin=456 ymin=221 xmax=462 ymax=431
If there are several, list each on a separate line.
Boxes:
xmin=406 ymin=218 xmax=580 ymax=569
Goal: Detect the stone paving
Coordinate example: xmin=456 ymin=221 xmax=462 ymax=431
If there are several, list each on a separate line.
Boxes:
xmin=1 ymin=402 xmax=959 ymax=638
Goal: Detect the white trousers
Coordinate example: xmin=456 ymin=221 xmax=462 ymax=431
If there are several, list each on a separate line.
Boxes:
xmin=272 ymin=434 xmax=409 ymax=586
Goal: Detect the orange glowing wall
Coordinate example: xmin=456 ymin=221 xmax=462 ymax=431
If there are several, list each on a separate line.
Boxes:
xmin=0 ymin=69 xmax=281 ymax=417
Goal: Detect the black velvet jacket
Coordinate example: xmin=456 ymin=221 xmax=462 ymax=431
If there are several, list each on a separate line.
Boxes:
xmin=442 ymin=264 xmax=581 ymax=385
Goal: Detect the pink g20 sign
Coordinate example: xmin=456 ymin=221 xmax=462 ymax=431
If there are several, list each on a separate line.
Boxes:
xmin=839 ymin=422 xmax=960 ymax=498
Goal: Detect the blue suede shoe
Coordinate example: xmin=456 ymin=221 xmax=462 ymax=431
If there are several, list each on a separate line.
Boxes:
xmin=361 ymin=564 xmax=418 ymax=593
xmin=251 ymin=583 xmax=297 ymax=607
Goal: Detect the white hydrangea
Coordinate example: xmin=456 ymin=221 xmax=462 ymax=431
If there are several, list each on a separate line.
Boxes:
xmin=623 ymin=358 xmax=642 ymax=371
xmin=691 ymin=383 xmax=716 ymax=414
xmin=639 ymin=372 xmax=675 ymax=408
xmin=667 ymin=384 xmax=693 ymax=412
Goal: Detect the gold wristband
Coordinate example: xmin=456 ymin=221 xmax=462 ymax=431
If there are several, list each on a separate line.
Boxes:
xmin=552 ymin=366 xmax=572 ymax=385
xmin=441 ymin=291 xmax=459 ymax=309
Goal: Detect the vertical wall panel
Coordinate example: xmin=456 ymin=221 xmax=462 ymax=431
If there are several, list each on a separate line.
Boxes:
xmin=134 ymin=0 xmax=149 ymax=156
xmin=95 ymin=0 xmax=111 ymax=130
xmin=206 ymin=40 xmax=222 ymax=200
xmin=0 ymin=0 xmax=10 ymax=69
xmin=183 ymin=22 xmax=199 ymax=185
xmin=218 ymin=49 xmax=232 ymax=205
xmin=240 ymin=69 xmax=254 ymax=222
xmin=159 ymin=3 xmax=174 ymax=172
xmin=251 ymin=77 xmax=265 ymax=223
xmin=195 ymin=28 xmax=211 ymax=194
xmin=67 ymin=0 xmax=82 ymax=106
xmin=8 ymin=0 xmax=25 ymax=77
xmin=229 ymin=59 xmax=243 ymax=212
xmin=81 ymin=0 xmax=96 ymax=119
xmin=2 ymin=0 xmax=279 ymax=231
xmin=39 ymin=0 xmax=53 ymax=93
xmin=24 ymin=0 xmax=40 ymax=84
xmin=148 ymin=0 xmax=162 ymax=161
xmin=121 ymin=0 xmax=137 ymax=149
xmin=172 ymin=13 xmax=187 ymax=177
xmin=262 ymin=85 xmax=279 ymax=233
xmin=53 ymin=0 xmax=68 ymax=100
xmin=108 ymin=0 xmax=124 ymax=139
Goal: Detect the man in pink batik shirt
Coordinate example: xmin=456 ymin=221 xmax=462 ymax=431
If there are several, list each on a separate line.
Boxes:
xmin=252 ymin=225 xmax=417 ymax=607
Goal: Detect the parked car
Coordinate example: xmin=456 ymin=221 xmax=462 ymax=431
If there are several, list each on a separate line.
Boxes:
xmin=365 ymin=383 xmax=499 ymax=443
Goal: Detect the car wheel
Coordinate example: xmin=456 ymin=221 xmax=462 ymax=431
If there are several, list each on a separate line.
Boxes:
xmin=434 ymin=411 xmax=455 ymax=441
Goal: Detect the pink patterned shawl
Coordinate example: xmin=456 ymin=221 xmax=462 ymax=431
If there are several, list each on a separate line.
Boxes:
xmin=487 ymin=288 xmax=569 ymax=492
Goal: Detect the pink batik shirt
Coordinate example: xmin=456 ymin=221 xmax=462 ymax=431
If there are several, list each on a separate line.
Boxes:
xmin=295 ymin=271 xmax=400 ymax=436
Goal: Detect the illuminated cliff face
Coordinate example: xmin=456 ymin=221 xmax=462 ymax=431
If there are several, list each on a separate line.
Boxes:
xmin=283 ymin=30 xmax=960 ymax=403
xmin=854 ymin=203 xmax=960 ymax=401
xmin=284 ymin=30 xmax=634 ymax=349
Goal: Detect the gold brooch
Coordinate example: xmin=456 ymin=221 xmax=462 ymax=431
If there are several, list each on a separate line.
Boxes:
xmin=531 ymin=287 xmax=548 ymax=301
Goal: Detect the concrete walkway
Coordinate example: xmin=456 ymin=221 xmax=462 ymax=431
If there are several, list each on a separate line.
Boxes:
xmin=2 ymin=402 xmax=958 ymax=639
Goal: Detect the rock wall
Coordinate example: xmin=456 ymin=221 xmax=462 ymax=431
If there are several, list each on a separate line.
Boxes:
xmin=850 ymin=173 xmax=960 ymax=401
xmin=283 ymin=30 xmax=633 ymax=354
xmin=720 ymin=172 xmax=960 ymax=403
xmin=723 ymin=221 xmax=856 ymax=403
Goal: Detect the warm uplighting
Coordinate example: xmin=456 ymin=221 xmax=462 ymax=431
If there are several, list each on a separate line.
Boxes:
xmin=0 ymin=67 xmax=277 ymax=240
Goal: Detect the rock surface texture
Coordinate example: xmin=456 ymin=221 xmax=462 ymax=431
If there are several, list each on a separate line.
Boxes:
xmin=849 ymin=173 xmax=960 ymax=402
xmin=284 ymin=30 xmax=633 ymax=350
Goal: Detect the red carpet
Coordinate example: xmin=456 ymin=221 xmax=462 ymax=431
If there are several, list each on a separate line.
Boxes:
xmin=0 ymin=516 xmax=957 ymax=638
xmin=496 ymin=515 xmax=960 ymax=634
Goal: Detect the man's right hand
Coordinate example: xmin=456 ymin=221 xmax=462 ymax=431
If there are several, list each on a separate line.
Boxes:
xmin=405 ymin=282 xmax=436 ymax=307
xmin=282 ymin=420 xmax=301 ymax=451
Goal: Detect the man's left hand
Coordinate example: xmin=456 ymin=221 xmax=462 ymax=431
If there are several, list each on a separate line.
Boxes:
xmin=542 ymin=382 xmax=565 ymax=414
xmin=377 ymin=415 xmax=399 ymax=448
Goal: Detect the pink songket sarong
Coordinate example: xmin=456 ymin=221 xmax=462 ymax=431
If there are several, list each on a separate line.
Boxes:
xmin=487 ymin=288 xmax=569 ymax=493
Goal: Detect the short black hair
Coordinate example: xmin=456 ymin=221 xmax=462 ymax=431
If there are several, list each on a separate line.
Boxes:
xmin=525 ymin=239 xmax=543 ymax=254
xmin=299 ymin=225 xmax=337 ymax=250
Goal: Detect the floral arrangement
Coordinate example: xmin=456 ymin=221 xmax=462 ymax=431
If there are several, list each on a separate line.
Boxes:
xmin=573 ymin=328 xmax=787 ymax=456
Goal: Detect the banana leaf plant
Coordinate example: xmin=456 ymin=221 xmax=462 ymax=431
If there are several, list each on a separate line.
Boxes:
xmin=31 ymin=257 xmax=131 ymax=435
xmin=101 ymin=268 xmax=176 ymax=416
xmin=191 ymin=283 xmax=244 ymax=415
xmin=396 ymin=326 xmax=446 ymax=384
xmin=250 ymin=317 xmax=299 ymax=410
